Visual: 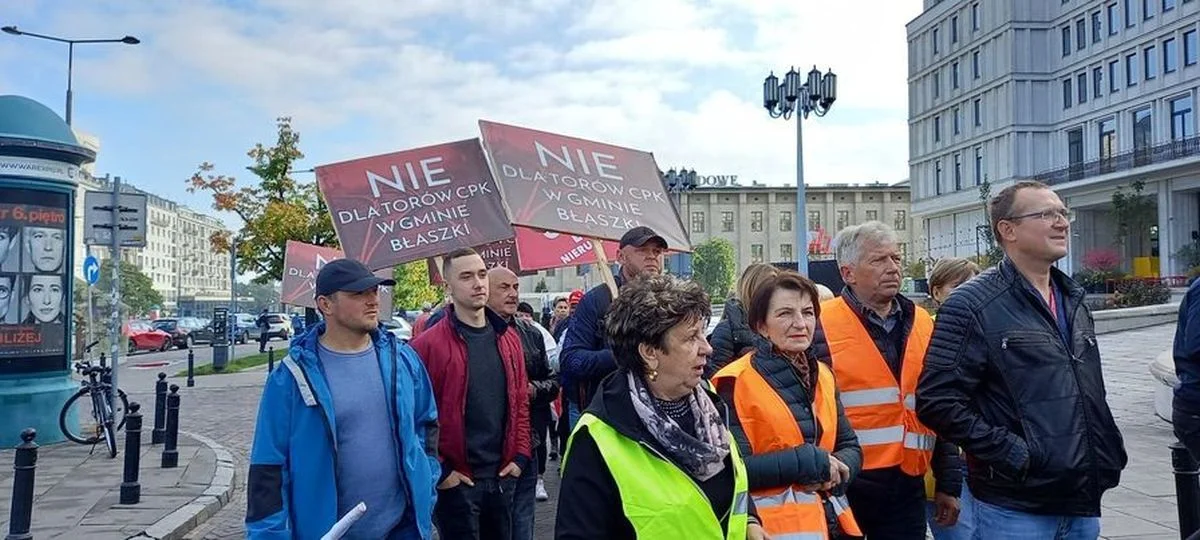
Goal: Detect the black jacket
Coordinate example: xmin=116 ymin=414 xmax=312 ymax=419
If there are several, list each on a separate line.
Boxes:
xmin=513 ymin=317 xmax=559 ymax=444
xmin=916 ymin=258 xmax=1127 ymax=517
xmin=706 ymin=298 xmax=757 ymax=377
xmin=555 ymin=370 xmax=757 ymax=539
xmin=559 ymin=276 xmax=625 ymax=408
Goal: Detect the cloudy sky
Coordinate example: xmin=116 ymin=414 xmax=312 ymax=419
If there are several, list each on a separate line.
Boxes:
xmin=1 ymin=0 xmax=922 ymax=227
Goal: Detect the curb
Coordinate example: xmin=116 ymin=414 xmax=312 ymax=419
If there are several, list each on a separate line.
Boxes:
xmin=130 ymin=431 xmax=237 ymax=540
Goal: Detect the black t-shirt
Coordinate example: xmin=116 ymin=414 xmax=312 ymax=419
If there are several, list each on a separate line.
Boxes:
xmin=460 ymin=321 xmax=508 ymax=478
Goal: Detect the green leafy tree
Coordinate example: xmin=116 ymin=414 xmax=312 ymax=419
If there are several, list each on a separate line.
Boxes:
xmin=186 ymin=117 xmax=337 ymax=284
xmin=975 ymin=177 xmax=1004 ymax=268
xmin=235 ymin=281 xmax=280 ymax=312
xmin=1111 ymin=180 xmax=1156 ymax=258
xmin=692 ymin=239 xmax=736 ymax=301
xmin=393 ymin=260 xmax=441 ymax=310
xmin=535 ymin=279 xmax=549 ymax=293
xmin=95 ymin=259 xmax=163 ymax=318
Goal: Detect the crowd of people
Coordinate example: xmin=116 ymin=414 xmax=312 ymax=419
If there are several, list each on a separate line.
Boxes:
xmin=245 ymin=180 xmax=1133 ymax=539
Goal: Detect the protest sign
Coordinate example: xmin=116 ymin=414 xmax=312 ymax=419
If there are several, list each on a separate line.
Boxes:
xmin=478 ymin=120 xmax=690 ymax=251
xmin=280 ymin=241 xmax=394 ymax=317
xmin=511 ymin=227 xmax=619 ymax=272
xmin=315 ymin=139 xmax=513 ymax=270
xmin=425 ymin=236 xmax=534 ymax=284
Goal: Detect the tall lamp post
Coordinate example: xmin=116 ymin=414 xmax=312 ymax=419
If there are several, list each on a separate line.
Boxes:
xmin=661 ymin=168 xmax=698 ymax=276
xmin=1 ymin=26 xmax=140 ymax=126
xmin=763 ymin=66 xmax=837 ymax=275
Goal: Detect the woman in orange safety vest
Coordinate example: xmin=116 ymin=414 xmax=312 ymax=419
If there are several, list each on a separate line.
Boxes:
xmin=713 ymin=271 xmax=864 ymax=539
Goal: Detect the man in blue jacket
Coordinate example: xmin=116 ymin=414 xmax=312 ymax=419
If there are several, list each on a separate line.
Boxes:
xmin=246 ymin=259 xmax=440 ymax=539
xmin=559 ymin=226 xmax=666 ymax=430
xmin=1175 ymin=276 xmax=1200 ymax=459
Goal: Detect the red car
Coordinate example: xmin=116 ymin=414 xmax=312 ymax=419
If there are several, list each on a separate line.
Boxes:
xmin=125 ymin=320 xmax=171 ymax=354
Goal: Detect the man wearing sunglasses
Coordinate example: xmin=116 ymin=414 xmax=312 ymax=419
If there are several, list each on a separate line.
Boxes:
xmin=916 ymin=180 xmax=1127 ymax=538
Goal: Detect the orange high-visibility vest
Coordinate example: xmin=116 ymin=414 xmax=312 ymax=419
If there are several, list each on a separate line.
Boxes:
xmin=819 ymin=296 xmax=936 ymax=476
xmin=713 ymin=354 xmax=862 ymax=539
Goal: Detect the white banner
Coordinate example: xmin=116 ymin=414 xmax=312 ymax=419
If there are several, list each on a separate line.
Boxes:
xmin=0 ymin=156 xmax=79 ymax=183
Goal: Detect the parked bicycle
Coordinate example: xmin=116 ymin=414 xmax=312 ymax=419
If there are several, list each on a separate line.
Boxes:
xmin=59 ymin=340 xmax=129 ymax=458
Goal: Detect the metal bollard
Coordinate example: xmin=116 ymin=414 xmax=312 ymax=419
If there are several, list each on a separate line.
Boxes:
xmin=186 ymin=348 xmax=195 ymax=388
xmin=6 ymin=428 xmax=38 ymax=540
xmin=161 ymin=385 xmax=180 ymax=469
xmin=268 ymin=346 xmax=275 ymax=373
xmin=120 ymin=403 xmax=143 ymax=505
xmin=152 ymin=373 xmax=167 ymax=445
xmin=1172 ymin=441 xmax=1200 ymax=539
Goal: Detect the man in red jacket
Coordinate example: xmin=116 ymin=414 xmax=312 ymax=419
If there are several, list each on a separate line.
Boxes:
xmin=410 ymin=247 xmax=531 ymax=540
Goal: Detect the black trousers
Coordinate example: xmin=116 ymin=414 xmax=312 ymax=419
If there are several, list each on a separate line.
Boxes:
xmin=435 ymin=476 xmax=517 ymax=540
xmin=846 ymin=471 xmax=926 ymax=540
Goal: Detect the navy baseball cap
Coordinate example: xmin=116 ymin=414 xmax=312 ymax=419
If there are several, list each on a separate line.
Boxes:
xmin=619 ymin=226 xmax=667 ymax=250
xmin=315 ymin=259 xmax=395 ymax=297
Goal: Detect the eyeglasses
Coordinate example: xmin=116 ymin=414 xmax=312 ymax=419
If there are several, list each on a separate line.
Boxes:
xmin=1006 ymin=208 xmax=1075 ymax=224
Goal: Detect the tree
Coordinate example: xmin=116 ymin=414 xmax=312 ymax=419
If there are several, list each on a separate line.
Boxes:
xmin=692 ymin=239 xmax=736 ymax=301
xmin=534 ymin=279 xmax=549 ymax=293
xmin=974 ymin=177 xmax=1004 ymax=268
xmin=186 ymin=117 xmax=338 ymax=284
xmin=1112 ymin=180 xmax=1156 ymax=258
xmin=235 ymin=281 xmax=280 ymax=312
xmin=392 ymin=260 xmax=442 ymax=310
xmin=95 ymin=259 xmax=163 ymax=318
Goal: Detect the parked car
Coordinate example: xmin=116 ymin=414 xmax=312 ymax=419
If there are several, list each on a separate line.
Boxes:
xmin=152 ymin=317 xmax=211 ymax=349
xmin=381 ymin=318 xmax=412 ymax=342
xmin=181 ymin=317 xmax=215 ymax=345
xmin=262 ymin=313 xmax=292 ymax=341
xmin=230 ymin=313 xmax=256 ymax=344
xmin=125 ymin=320 xmax=171 ymax=354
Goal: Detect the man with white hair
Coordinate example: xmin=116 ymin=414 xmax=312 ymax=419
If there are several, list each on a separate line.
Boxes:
xmin=807 ymin=221 xmax=963 ymax=539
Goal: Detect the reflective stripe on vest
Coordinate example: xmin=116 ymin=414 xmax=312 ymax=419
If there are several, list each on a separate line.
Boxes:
xmin=713 ymin=354 xmax=862 ymax=539
xmin=819 ymin=296 xmax=936 ymax=476
xmin=562 ymin=413 xmax=749 ymax=539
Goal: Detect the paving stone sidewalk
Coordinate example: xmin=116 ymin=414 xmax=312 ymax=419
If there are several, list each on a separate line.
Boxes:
xmin=0 ymin=430 xmax=235 ymax=540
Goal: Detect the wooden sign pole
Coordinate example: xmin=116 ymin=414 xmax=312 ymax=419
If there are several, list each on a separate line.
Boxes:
xmin=591 ymin=240 xmax=619 ymax=298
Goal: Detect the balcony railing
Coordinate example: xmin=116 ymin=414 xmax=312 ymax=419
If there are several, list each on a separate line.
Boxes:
xmin=1033 ymin=134 xmax=1200 ymax=186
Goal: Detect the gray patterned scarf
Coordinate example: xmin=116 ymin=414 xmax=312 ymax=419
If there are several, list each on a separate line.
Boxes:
xmin=627 ymin=372 xmax=730 ymax=481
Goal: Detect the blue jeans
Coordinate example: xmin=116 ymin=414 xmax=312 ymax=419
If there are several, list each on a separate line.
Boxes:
xmin=972 ymin=498 xmax=1100 ymax=539
xmin=567 ymin=402 xmax=583 ymax=432
xmin=511 ymin=469 xmax=537 ymax=540
xmin=927 ymin=482 xmax=976 ymax=540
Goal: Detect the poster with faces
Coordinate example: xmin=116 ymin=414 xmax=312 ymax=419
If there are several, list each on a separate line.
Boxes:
xmin=0 ymin=190 xmax=70 ymax=372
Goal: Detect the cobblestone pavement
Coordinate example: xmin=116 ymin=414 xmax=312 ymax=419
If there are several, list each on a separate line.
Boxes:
xmin=160 ymin=324 xmax=1184 ymax=539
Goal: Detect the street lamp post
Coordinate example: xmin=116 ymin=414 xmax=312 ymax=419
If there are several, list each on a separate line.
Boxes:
xmin=1 ymin=26 xmax=140 ymax=126
xmin=661 ymin=168 xmax=698 ymax=276
xmin=762 ymin=66 xmax=837 ymax=276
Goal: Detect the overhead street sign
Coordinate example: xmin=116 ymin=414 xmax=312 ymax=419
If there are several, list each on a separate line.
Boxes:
xmin=83 ymin=190 xmax=148 ymax=247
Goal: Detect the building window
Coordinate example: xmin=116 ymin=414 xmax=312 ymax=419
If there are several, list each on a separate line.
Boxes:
xmin=751 ymin=211 xmax=764 ymax=232
xmin=1127 ymin=53 xmax=1138 ymax=86
xmin=894 ymin=210 xmax=908 ymax=231
xmin=836 ymin=210 xmax=850 ymax=230
xmin=974 ymin=147 xmax=984 ymax=185
xmin=933 ymin=28 xmax=940 ymax=54
xmin=954 ymin=153 xmax=963 ymax=190
xmin=1062 ymin=78 xmax=1073 ymax=109
xmin=1093 ymin=66 xmax=1103 ymax=98
xmin=973 ymin=98 xmax=982 ymax=126
xmin=1165 ymin=0 xmax=1177 ymax=10
xmin=1068 ymin=128 xmax=1085 ymax=168
xmin=951 ymin=15 xmax=959 ymax=43
xmin=808 ymin=211 xmax=821 ymax=231
xmin=899 ymin=243 xmax=909 ymax=261
xmin=933 ymin=71 xmax=941 ymax=99
xmin=1076 ymin=19 xmax=1087 ymax=50
xmin=779 ymin=211 xmax=792 ymax=232
xmin=1145 ymin=45 xmax=1157 ymax=79
xmin=1107 ymin=3 xmax=1120 ymax=33
xmin=1125 ymin=0 xmax=1136 ymax=27
xmin=934 ymin=161 xmax=943 ymax=195
xmin=1077 ymin=73 xmax=1088 ymax=103
xmin=972 ymin=51 xmax=980 ymax=78
xmin=1144 ymin=0 xmax=1154 ymax=19
xmin=1099 ymin=117 xmax=1117 ymax=159
xmin=1165 ymin=38 xmax=1178 ymax=73
xmin=751 ymin=244 xmax=764 ymax=263
xmin=1133 ymin=108 xmax=1153 ymax=164
xmin=934 ymin=115 xmax=942 ymax=142
xmin=781 ymin=244 xmax=793 ymax=262
xmin=721 ymin=211 xmax=734 ymax=232
xmin=1187 ymin=30 xmax=1199 ymax=66
xmin=953 ymin=107 xmax=961 ymax=135
xmin=866 ymin=210 xmax=879 ymax=221
xmin=972 ymin=3 xmax=980 ymax=31
xmin=546 ymin=268 xmax=556 ymax=277
xmin=1171 ymin=96 xmax=1195 ymax=140
xmin=1109 ymin=59 xmax=1120 ymax=92
xmin=691 ymin=211 xmax=705 ymax=233
xmin=1092 ymin=11 xmax=1103 ymax=43
xmin=952 ymin=62 xmax=960 ymax=89
xmin=1062 ymin=25 xmax=1072 ymax=56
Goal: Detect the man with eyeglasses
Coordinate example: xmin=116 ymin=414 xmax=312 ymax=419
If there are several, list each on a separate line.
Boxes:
xmin=0 ymin=273 xmax=14 ymax=323
xmin=917 ymin=180 xmax=1127 ymax=538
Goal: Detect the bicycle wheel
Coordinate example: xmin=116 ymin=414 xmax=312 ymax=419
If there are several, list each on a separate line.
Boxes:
xmin=102 ymin=418 xmax=118 ymax=458
xmin=112 ymin=388 xmax=130 ymax=432
xmin=59 ymin=387 xmax=103 ymax=444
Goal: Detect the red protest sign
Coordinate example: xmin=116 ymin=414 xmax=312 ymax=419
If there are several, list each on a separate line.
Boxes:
xmin=315 ymin=139 xmax=513 ymax=270
xmin=512 ymin=227 xmax=619 ymax=272
xmin=425 ymin=236 xmax=534 ymax=285
xmin=280 ymin=241 xmax=394 ymax=316
xmin=478 ymin=120 xmax=690 ymax=251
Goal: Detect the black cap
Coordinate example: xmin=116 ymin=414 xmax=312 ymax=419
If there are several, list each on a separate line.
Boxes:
xmin=315 ymin=259 xmax=396 ymax=297
xmin=619 ymin=226 xmax=668 ymax=250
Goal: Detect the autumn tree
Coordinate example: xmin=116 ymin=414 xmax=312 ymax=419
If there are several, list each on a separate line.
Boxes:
xmin=186 ymin=117 xmax=337 ymax=284
xmin=393 ymin=261 xmax=442 ymax=310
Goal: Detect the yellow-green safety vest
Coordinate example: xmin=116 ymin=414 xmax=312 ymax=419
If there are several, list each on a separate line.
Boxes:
xmin=563 ymin=412 xmax=750 ymax=539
